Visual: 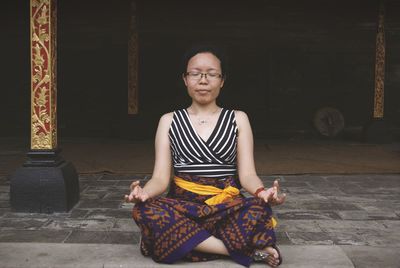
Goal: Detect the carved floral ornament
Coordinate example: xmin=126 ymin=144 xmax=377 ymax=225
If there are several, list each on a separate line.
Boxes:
xmin=31 ymin=0 xmax=57 ymax=149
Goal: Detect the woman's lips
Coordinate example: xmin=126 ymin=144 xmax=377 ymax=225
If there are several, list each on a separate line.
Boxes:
xmin=195 ymin=89 xmax=210 ymax=94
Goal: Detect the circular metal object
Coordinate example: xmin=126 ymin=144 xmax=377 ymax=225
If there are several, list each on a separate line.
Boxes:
xmin=313 ymin=107 xmax=345 ymax=137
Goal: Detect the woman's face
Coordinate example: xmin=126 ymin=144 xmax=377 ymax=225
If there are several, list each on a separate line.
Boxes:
xmin=183 ymin=52 xmax=225 ymax=105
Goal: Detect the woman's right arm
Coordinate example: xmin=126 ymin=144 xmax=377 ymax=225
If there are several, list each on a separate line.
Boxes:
xmin=125 ymin=113 xmax=173 ymax=202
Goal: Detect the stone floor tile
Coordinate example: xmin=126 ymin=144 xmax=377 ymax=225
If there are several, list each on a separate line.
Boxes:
xmin=0 ymin=229 xmax=70 ymax=243
xmin=0 ymin=201 xmax=10 ymax=208
xmin=115 ymin=180 xmax=135 ymax=187
xmin=0 ymin=192 xmax=9 ymax=201
xmin=316 ymin=220 xmax=382 ymax=232
xmin=276 ymin=210 xmax=341 ymax=220
xmin=328 ymin=232 xmax=368 ymax=246
xmin=0 ymin=208 xmax=11 ymax=217
xmin=89 ymin=180 xmax=118 ymax=187
xmin=65 ymin=230 xmax=139 ymax=244
xmin=299 ymin=201 xmax=361 ymax=211
xmin=85 ymin=209 xmax=132 ymax=219
xmin=112 ymin=219 xmax=139 ymax=232
xmin=77 ymin=200 xmax=121 ymax=209
xmin=78 ymin=174 xmax=103 ymax=181
xmin=103 ymin=192 xmax=127 ymax=201
xmin=342 ymin=245 xmax=400 ymax=268
xmin=67 ymin=209 xmax=90 ymax=219
xmin=80 ymin=190 xmax=108 ymax=200
xmin=100 ymin=174 xmax=149 ymax=181
xmin=337 ymin=210 xmax=372 ymax=220
xmin=285 ymin=187 xmax=316 ymax=194
xmin=42 ymin=219 xmax=115 ymax=231
xmin=0 ymin=186 xmax=10 ymax=192
xmin=275 ymin=231 xmax=292 ymax=245
xmin=359 ymin=230 xmax=400 ymax=247
xmin=287 ymin=231 xmax=334 ymax=245
xmin=337 ymin=210 xmax=399 ymax=220
xmin=0 ymin=218 xmax=49 ymax=230
xmin=277 ymin=220 xmax=323 ymax=233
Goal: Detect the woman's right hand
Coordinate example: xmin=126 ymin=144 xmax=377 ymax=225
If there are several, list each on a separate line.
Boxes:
xmin=124 ymin=180 xmax=149 ymax=203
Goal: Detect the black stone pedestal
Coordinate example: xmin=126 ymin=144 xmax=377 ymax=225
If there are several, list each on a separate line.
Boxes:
xmin=364 ymin=118 xmax=392 ymax=144
xmin=10 ymin=150 xmax=80 ymax=213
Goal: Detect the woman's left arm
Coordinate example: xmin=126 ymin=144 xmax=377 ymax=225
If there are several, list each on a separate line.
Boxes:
xmin=235 ymin=111 xmax=285 ymax=205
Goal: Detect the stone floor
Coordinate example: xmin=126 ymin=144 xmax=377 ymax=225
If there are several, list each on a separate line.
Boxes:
xmin=1 ymin=173 xmax=400 ymax=267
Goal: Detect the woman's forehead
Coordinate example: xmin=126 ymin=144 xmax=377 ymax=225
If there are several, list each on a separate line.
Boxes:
xmin=187 ymin=52 xmax=221 ymax=69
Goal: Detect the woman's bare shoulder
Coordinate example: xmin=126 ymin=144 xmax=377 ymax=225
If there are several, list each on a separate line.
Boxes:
xmin=234 ymin=110 xmax=250 ymax=124
xmin=158 ymin=112 xmax=174 ymax=128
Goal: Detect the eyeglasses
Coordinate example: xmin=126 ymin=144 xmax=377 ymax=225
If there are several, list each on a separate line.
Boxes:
xmin=185 ymin=72 xmax=223 ymax=81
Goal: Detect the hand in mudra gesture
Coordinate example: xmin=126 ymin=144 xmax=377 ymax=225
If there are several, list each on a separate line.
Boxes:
xmin=258 ymin=180 xmax=286 ymax=206
xmin=124 ymin=181 xmax=149 ymax=203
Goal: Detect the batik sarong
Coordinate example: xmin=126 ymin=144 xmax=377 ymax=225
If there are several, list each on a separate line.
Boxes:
xmin=132 ymin=173 xmax=276 ymax=267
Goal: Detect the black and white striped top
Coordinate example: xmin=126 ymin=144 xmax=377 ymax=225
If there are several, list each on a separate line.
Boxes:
xmin=168 ymin=108 xmax=238 ymax=178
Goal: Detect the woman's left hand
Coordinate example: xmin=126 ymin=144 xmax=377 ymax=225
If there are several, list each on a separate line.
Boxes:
xmin=258 ymin=180 xmax=286 ymax=206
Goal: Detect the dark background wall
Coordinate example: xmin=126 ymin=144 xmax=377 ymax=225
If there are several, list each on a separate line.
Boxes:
xmin=2 ymin=0 xmax=400 ymax=140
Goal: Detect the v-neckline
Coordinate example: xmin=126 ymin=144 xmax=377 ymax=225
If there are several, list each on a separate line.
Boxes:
xmin=185 ymin=108 xmax=224 ymax=144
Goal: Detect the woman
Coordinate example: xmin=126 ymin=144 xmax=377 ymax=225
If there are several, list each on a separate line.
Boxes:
xmin=125 ymin=45 xmax=286 ymax=267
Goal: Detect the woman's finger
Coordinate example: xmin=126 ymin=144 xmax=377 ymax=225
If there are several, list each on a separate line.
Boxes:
xmin=130 ymin=181 xmax=140 ymax=191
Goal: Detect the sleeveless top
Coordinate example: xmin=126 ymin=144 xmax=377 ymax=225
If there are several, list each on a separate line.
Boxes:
xmin=168 ymin=108 xmax=238 ymax=178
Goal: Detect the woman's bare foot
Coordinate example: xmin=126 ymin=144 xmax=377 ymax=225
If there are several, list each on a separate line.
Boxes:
xmin=253 ymin=245 xmax=282 ymax=267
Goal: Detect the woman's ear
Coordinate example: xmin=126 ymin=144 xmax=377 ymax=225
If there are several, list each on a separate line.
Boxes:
xmin=182 ymin=73 xmax=188 ymax=87
xmin=220 ymin=78 xmax=225 ymax=88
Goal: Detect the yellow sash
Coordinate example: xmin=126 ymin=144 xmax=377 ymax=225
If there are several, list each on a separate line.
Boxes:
xmin=174 ymin=176 xmax=278 ymax=228
xmin=174 ymin=176 xmax=240 ymax=205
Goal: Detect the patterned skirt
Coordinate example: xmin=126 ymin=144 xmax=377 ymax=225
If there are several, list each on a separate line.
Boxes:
xmin=132 ymin=173 xmax=277 ymax=267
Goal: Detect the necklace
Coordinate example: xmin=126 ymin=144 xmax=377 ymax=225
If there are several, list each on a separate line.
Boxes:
xmin=188 ymin=107 xmax=220 ymax=126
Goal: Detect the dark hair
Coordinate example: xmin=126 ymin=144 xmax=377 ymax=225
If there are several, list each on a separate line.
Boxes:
xmin=181 ymin=43 xmax=228 ymax=79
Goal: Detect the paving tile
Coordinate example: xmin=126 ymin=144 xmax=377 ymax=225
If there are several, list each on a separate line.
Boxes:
xmin=85 ymin=209 xmax=132 ymax=219
xmin=88 ymin=180 xmax=118 ymax=187
xmin=77 ymin=200 xmax=121 ymax=209
xmin=275 ymin=231 xmax=292 ymax=245
xmin=112 ymin=218 xmax=139 ymax=232
xmin=284 ymin=187 xmax=316 ymax=194
xmin=316 ymin=220 xmax=382 ymax=232
xmin=284 ymin=193 xmax=329 ymax=201
xmin=115 ymin=180 xmax=135 ymax=187
xmin=0 ymin=186 xmax=10 ymax=192
xmin=0 ymin=201 xmax=10 ymax=208
xmin=42 ymin=218 xmax=115 ymax=231
xmin=0 ymin=229 xmax=70 ymax=243
xmin=286 ymin=231 xmax=334 ymax=245
xmin=0 ymin=192 xmax=9 ymax=201
xmin=299 ymin=201 xmax=362 ymax=211
xmin=67 ymin=209 xmax=90 ymax=219
xmin=277 ymin=220 xmax=323 ymax=233
xmin=0 ymin=208 xmax=11 ymax=217
xmin=358 ymin=230 xmax=400 ymax=247
xmin=328 ymin=232 xmax=368 ymax=246
xmin=0 ymin=218 xmax=49 ymax=230
xmin=80 ymin=190 xmax=108 ymax=200
xmin=2 ymin=212 xmax=55 ymax=219
xmin=337 ymin=210 xmax=399 ymax=220
xmin=100 ymin=174 xmax=149 ymax=181
xmin=276 ymin=210 xmax=341 ymax=220
xmin=65 ymin=230 xmax=139 ymax=244
xmin=103 ymin=192 xmax=128 ymax=201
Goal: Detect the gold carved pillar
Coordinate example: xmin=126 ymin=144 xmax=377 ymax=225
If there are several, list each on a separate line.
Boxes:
xmin=128 ymin=0 xmax=139 ymax=114
xmin=10 ymin=0 xmax=80 ymax=213
xmin=364 ymin=0 xmax=391 ymax=143
xmin=373 ymin=1 xmax=385 ymax=119
xmin=31 ymin=0 xmax=58 ymax=149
